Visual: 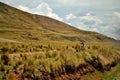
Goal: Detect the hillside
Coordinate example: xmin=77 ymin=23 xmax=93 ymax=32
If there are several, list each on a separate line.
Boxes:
xmin=0 ymin=2 xmax=120 ymax=80
xmin=0 ymin=2 xmax=116 ymax=44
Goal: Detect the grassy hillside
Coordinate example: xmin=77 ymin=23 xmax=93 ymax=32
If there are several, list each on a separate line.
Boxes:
xmin=0 ymin=2 xmax=120 ymax=80
xmin=0 ymin=2 xmax=116 ymax=44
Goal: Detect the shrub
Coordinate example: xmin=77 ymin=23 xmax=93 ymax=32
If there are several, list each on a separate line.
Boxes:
xmin=0 ymin=64 xmax=5 ymax=71
xmin=92 ymin=45 xmax=100 ymax=50
xmin=1 ymin=53 xmax=10 ymax=65
xmin=74 ymin=43 xmax=81 ymax=52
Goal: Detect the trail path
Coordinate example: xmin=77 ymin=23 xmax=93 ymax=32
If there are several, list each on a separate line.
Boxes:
xmin=0 ymin=38 xmax=22 ymax=43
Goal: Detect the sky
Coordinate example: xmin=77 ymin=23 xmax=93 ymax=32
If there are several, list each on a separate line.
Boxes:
xmin=0 ymin=0 xmax=120 ymax=40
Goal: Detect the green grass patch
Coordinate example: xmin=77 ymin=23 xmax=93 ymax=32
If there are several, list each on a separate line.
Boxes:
xmin=104 ymin=64 xmax=120 ymax=80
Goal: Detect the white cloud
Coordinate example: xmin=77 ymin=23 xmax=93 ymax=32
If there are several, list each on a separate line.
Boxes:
xmin=31 ymin=2 xmax=63 ymax=21
xmin=106 ymin=32 xmax=120 ymax=40
xmin=57 ymin=0 xmax=120 ymax=9
xmin=65 ymin=12 xmax=119 ymax=40
xmin=114 ymin=12 xmax=120 ymax=18
xmin=6 ymin=1 xmax=9 ymax=5
xmin=80 ymin=13 xmax=102 ymax=25
xmin=65 ymin=13 xmax=102 ymax=31
xmin=57 ymin=0 xmax=77 ymax=6
xmin=66 ymin=13 xmax=76 ymax=20
xmin=32 ymin=2 xmax=52 ymax=15
xmin=67 ymin=23 xmax=72 ymax=25
xmin=16 ymin=2 xmax=63 ymax=21
xmin=104 ymin=25 xmax=120 ymax=31
xmin=17 ymin=5 xmax=30 ymax=12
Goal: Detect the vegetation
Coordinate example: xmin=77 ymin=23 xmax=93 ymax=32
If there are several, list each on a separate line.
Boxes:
xmin=0 ymin=42 xmax=120 ymax=80
xmin=0 ymin=2 xmax=117 ymax=44
xmin=104 ymin=64 xmax=120 ymax=80
xmin=0 ymin=2 xmax=120 ymax=80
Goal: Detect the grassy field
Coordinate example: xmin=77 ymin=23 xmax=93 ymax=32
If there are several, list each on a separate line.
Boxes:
xmin=80 ymin=64 xmax=120 ymax=80
xmin=0 ymin=2 xmax=120 ymax=80
xmin=103 ymin=64 xmax=120 ymax=80
xmin=0 ymin=42 xmax=120 ymax=80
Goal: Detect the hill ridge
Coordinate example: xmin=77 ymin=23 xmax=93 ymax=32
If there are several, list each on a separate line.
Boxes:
xmin=0 ymin=2 xmax=116 ymax=44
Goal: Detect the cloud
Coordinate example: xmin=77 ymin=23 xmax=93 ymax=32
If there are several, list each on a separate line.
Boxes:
xmin=55 ymin=0 xmax=120 ymax=9
xmin=66 ymin=13 xmax=102 ymax=29
xmin=106 ymin=32 xmax=120 ymax=40
xmin=66 ymin=13 xmax=76 ymax=20
xmin=80 ymin=13 xmax=102 ymax=25
xmin=31 ymin=2 xmax=63 ymax=21
xmin=67 ymin=22 xmax=72 ymax=25
xmin=114 ymin=12 xmax=120 ymax=18
xmin=17 ymin=5 xmax=30 ymax=12
xmin=31 ymin=2 xmax=52 ymax=15
xmin=16 ymin=2 xmax=63 ymax=21
xmin=65 ymin=12 xmax=120 ymax=40
xmin=1 ymin=0 xmax=119 ymax=8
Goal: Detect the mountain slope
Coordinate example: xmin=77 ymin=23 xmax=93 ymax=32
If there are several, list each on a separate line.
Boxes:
xmin=0 ymin=2 xmax=116 ymax=44
xmin=1 ymin=2 xmax=120 ymax=80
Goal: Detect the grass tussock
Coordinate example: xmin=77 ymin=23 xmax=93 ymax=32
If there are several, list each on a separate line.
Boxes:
xmin=0 ymin=42 xmax=120 ymax=79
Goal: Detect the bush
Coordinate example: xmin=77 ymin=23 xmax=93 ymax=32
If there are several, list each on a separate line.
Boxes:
xmin=1 ymin=53 xmax=10 ymax=65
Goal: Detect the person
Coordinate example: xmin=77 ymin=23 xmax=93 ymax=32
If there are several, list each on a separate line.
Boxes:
xmin=80 ymin=40 xmax=85 ymax=48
